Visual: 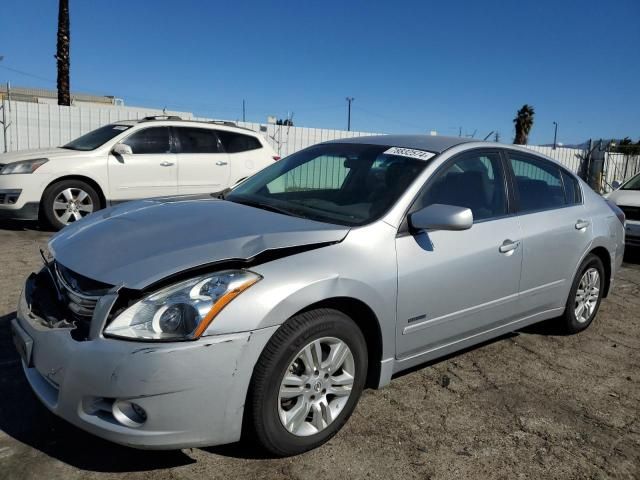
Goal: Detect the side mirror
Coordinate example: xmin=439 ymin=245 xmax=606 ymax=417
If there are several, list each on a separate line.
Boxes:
xmin=409 ymin=204 xmax=473 ymax=231
xmin=112 ymin=143 xmax=133 ymax=156
xmin=612 ymin=180 xmax=621 ymax=190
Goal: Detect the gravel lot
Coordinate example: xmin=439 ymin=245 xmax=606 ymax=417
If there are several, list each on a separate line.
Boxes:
xmin=0 ymin=220 xmax=638 ymax=480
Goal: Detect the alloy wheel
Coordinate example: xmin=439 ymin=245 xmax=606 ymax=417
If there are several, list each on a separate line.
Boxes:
xmin=52 ymin=187 xmax=94 ymax=224
xmin=574 ymin=267 xmax=601 ymax=323
xmin=278 ymin=337 xmax=355 ymax=437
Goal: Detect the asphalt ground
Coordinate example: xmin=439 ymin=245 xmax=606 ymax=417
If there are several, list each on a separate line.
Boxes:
xmin=0 ymin=220 xmax=638 ymax=479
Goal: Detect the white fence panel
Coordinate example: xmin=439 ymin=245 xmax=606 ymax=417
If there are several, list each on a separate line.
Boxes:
xmin=522 ymin=145 xmax=584 ymax=174
xmin=2 ymin=100 xmax=599 ymax=180
xmin=0 ymin=100 xmax=192 ymax=153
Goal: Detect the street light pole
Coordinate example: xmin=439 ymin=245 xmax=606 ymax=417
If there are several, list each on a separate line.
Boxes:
xmin=346 ymin=97 xmax=354 ymax=131
xmin=553 ymin=121 xmax=558 ymax=150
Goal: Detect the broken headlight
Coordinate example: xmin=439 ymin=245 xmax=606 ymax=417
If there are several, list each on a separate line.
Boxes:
xmin=104 ymin=270 xmax=261 ymax=341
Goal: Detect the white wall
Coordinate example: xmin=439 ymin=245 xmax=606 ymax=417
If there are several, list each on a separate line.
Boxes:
xmin=0 ymin=101 xmax=192 ymax=152
xmin=4 ymin=100 xmax=624 ymax=183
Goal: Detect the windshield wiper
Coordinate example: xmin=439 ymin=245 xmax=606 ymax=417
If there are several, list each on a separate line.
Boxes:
xmin=231 ymin=198 xmax=301 ymax=217
xmin=211 ymin=187 xmax=231 ymax=199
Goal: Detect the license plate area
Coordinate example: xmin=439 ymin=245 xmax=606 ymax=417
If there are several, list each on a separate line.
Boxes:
xmin=11 ymin=319 xmax=33 ymax=367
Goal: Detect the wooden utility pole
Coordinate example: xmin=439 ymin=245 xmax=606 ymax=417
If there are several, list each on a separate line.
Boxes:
xmin=56 ymin=0 xmax=71 ymax=106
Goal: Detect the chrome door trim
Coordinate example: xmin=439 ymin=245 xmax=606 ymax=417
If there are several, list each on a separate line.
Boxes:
xmin=402 ymin=279 xmax=565 ymax=336
xmin=397 ymin=306 xmax=565 ymax=363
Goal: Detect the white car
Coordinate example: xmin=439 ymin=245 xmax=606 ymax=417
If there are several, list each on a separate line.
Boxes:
xmin=606 ymin=172 xmax=640 ymax=248
xmin=0 ymin=116 xmax=280 ymax=229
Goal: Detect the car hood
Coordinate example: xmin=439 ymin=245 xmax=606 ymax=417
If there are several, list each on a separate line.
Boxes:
xmin=606 ymin=189 xmax=640 ymax=207
xmin=0 ymin=147 xmax=85 ymax=165
xmin=48 ymin=197 xmax=350 ymax=290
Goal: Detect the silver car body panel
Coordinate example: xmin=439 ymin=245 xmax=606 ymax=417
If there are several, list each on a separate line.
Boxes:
xmin=17 ymin=136 xmax=625 ymax=449
xmin=48 ymin=197 xmax=349 ymax=289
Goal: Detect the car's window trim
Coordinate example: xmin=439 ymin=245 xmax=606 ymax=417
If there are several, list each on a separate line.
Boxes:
xmin=119 ymin=126 xmax=175 ymax=155
xmin=216 ymin=130 xmax=263 ymax=154
xmin=397 ymin=147 xmax=513 ymax=236
xmin=502 ymin=148 xmax=584 ymax=215
xmin=171 ymin=126 xmax=223 ymax=154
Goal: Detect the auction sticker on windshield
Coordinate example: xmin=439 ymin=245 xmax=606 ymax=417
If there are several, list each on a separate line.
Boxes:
xmin=384 ymin=147 xmax=436 ymax=161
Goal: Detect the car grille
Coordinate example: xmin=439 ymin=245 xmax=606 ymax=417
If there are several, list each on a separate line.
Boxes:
xmin=0 ymin=193 xmax=4 ymax=204
xmin=619 ymin=205 xmax=640 ymax=221
xmin=54 ymin=263 xmax=112 ymax=323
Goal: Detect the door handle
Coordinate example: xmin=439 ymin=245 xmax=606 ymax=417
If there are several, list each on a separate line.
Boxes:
xmin=215 ymin=161 xmax=228 ymax=166
xmin=499 ymin=239 xmax=520 ymax=254
xmin=160 ymin=161 xmax=174 ymax=167
xmin=575 ymin=219 xmax=590 ymax=230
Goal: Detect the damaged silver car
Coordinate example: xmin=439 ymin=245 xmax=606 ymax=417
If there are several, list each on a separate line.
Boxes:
xmin=11 ymin=136 xmax=625 ymax=456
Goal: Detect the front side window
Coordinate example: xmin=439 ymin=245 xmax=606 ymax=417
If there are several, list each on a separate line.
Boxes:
xmin=217 ymin=131 xmax=262 ymax=153
xmin=62 ymin=124 xmax=131 ymax=151
xmin=227 ymin=143 xmax=429 ymax=226
xmin=508 ymin=153 xmax=565 ymax=212
xmin=122 ymin=127 xmax=171 ymax=155
xmin=414 ymin=151 xmax=508 ymax=221
xmin=175 ymin=127 xmax=221 ymax=154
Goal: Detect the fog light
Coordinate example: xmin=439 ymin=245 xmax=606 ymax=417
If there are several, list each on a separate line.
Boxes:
xmin=112 ymin=399 xmax=147 ymax=428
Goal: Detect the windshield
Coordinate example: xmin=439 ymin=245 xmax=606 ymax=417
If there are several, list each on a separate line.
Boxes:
xmin=226 ymin=143 xmax=430 ymax=226
xmin=62 ymin=124 xmax=131 ymax=151
xmin=621 ymin=173 xmax=640 ymax=191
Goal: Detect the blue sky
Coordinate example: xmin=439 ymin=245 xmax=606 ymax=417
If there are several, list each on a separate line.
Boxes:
xmin=1 ymin=0 xmax=639 ymax=144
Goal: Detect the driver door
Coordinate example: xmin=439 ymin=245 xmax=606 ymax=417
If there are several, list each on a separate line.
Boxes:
xmin=395 ymin=150 xmax=523 ymax=359
xmin=108 ymin=126 xmax=178 ymax=201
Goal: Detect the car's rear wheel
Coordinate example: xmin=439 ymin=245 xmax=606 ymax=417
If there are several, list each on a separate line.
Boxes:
xmin=560 ymin=253 xmax=605 ymax=333
xmin=246 ymin=308 xmax=367 ymax=456
xmin=41 ymin=180 xmax=101 ymax=230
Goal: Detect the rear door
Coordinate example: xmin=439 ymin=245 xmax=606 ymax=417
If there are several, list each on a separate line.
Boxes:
xmin=505 ymin=150 xmax=591 ymax=314
xmin=108 ymin=126 xmax=178 ymax=201
xmin=216 ymin=130 xmax=272 ymax=184
xmin=174 ymin=127 xmax=230 ymax=194
xmin=395 ymin=149 xmax=523 ymax=358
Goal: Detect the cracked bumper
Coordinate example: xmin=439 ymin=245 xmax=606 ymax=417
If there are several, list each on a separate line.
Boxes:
xmin=14 ymin=287 xmax=277 ymax=449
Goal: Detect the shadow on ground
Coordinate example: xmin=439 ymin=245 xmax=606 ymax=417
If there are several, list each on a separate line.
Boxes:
xmin=0 ymin=220 xmax=44 ymax=232
xmin=0 ymin=313 xmax=196 ymax=473
xmin=623 ymin=246 xmax=640 ymax=265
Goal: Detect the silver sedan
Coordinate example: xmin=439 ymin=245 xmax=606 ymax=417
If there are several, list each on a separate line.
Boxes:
xmin=11 ymin=135 xmax=625 ymax=456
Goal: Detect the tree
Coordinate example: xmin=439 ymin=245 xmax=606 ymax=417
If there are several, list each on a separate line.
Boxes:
xmin=611 ymin=137 xmax=640 ymax=155
xmin=55 ymin=0 xmax=71 ymax=106
xmin=513 ymin=104 xmax=535 ymax=145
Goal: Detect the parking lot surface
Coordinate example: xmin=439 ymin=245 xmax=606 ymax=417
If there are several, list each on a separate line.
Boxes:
xmin=0 ymin=221 xmax=638 ymax=480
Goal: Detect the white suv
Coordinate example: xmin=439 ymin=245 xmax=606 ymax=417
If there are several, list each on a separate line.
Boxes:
xmin=0 ymin=116 xmax=280 ymax=229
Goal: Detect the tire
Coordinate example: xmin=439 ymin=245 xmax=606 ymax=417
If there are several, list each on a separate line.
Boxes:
xmin=246 ymin=308 xmax=368 ymax=456
xmin=40 ymin=180 xmax=101 ymax=231
xmin=560 ymin=253 xmax=605 ymax=334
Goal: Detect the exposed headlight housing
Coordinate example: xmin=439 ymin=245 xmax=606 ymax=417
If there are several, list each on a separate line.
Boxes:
xmin=104 ymin=270 xmax=261 ymax=341
xmin=0 ymin=158 xmax=49 ymax=175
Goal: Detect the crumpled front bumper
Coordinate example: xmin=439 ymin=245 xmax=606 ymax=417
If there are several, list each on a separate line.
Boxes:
xmin=12 ymin=286 xmax=277 ymax=450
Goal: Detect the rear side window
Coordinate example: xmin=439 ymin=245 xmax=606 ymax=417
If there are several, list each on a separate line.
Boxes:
xmin=175 ymin=127 xmax=221 ymax=154
xmin=561 ymin=171 xmax=582 ymax=204
xmin=216 ymin=131 xmax=262 ymax=153
xmin=508 ymin=153 xmax=565 ymax=212
xmin=122 ymin=127 xmax=171 ymax=154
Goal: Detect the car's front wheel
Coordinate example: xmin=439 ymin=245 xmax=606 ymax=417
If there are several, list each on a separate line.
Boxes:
xmin=246 ymin=308 xmax=367 ymax=456
xmin=41 ymin=180 xmax=101 ymax=230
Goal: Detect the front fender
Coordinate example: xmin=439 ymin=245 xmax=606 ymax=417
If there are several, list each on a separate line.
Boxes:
xmin=204 ymin=223 xmax=399 ymax=361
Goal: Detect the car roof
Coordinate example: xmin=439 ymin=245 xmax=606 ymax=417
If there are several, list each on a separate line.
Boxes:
xmin=324 ymin=134 xmax=477 ymax=153
xmin=112 ymin=118 xmax=258 ymax=135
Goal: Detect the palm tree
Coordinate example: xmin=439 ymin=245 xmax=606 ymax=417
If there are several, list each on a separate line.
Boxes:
xmin=56 ymin=0 xmax=71 ymax=106
xmin=513 ymin=104 xmax=535 ymax=145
